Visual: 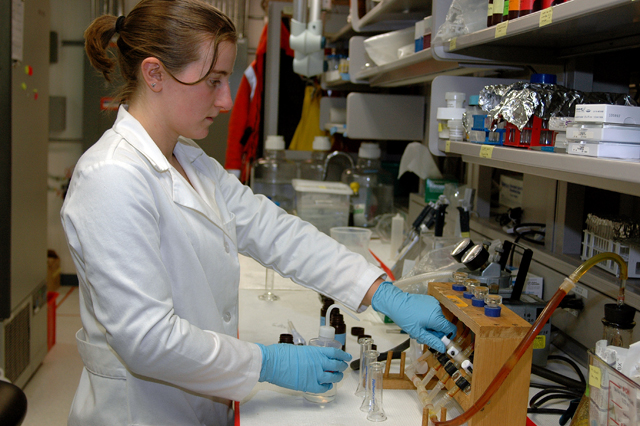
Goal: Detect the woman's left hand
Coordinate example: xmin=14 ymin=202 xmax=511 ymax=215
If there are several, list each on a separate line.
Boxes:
xmin=371 ymin=281 xmax=457 ymax=352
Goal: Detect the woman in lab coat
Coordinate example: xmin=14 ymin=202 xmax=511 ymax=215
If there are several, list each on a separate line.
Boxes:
xmin=62 ymin=1 xmax=457 ymax=424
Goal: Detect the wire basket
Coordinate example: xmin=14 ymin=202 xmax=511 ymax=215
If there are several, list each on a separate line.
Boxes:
xmin=581 ymin=230 xmax=640 ymax=278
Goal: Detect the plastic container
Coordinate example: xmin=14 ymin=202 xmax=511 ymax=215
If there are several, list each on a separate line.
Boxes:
xmin=304 ymin=304 xmax=345 ymax=403
xmin=464 ymin=95 xmax=483 ymax=141
xmin=363 ymin=26 xmax=415 ymax=66
xmin=299 ymin=136 xmax=332 ymax=181
xmin=445 ymin=92 xmax=466 ymax=108
xmin=251 ymin=136 xmax=297 ymax=213
xmin=329 ymin=227 xmax=377 ymax=264
xmin=292 ymin=179 xmax=352 ymax=235
xmin=341 ymin=143 xmax=394 ymax=228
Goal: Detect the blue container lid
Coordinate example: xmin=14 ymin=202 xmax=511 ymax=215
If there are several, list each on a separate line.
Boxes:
xmin=452 ymin=284 xmax=466 ymax=292
xmin=484 ymin=305 xmax=502 ymax=317
xmin=472 ymin=297 xmax=485 ymax=307
xmin=469 ymin=95 xmax=480 ymax=106
xmin=530 ymin=73 xmax=557 ymax=84
xmin=463 ymin=291 xmax=474 ymax=299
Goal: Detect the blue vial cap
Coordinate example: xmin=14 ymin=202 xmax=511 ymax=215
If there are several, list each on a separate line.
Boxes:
xmin=469 ymin=95 xmax=479 ymax=106
xmin=463 ymin=291 xmax=474 ymax=299
xmin=530 ymin=73 xmax=557 ymax=84
xmin=452 ymin=284 xmax=466 ymax=292
xmin=484 ymin=305 xmax=502 ymax=317
xmin=472 ymin=297 xmax=485 ymax=307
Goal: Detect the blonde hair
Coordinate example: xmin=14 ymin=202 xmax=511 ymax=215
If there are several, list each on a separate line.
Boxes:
xmin=84 ymin=0 xmax=237 ymax=104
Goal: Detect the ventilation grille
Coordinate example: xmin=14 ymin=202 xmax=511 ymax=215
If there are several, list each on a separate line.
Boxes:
xmin=3 ymin=304 xmax=30 ymax=383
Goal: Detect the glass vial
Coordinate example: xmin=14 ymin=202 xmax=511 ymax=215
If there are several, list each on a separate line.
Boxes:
xmin=366 ymin=362 xmax=387 ymax=422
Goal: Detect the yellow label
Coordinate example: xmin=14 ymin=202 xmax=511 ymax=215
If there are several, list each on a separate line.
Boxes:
xmin=533 ymin=335 xmax=546 ymax=349
xmin=487 ymin=3 xmax=493 ymax=16
xmin=539 ymin=8 xmax=553 ymax=27
xmin=438 ymin=122 xmax=443 ymax=132
xmin=445 ymin=140 xmax=451 ymax=153
xmin=461 ymin=232 xmax=470 ymax=238
xmin=450 ymin=37 xmax=457 ymax=51
xmin=479 ymin=145 xmax=494 ymax=158
xmin=589 ymin=365 xmax=602 ymax=389
xmin=495 ymin=21 xmax=508 ymax=38
xmin=446 ymin=295 xmax=468 ymax=308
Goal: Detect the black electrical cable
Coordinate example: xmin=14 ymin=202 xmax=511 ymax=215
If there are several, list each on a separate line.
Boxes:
xmin=531 ymin=364 xmax=585 ymax=391
xmin=547 ymin=355 xmax=586 ymax=386
xmin=527 ymin=355 xmax=587 ymax=421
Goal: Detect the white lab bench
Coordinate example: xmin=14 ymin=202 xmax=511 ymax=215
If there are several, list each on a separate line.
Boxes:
xmin=237 ymin=238 xmax=584 ymax=426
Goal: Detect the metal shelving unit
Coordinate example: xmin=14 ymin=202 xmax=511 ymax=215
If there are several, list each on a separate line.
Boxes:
xmin=440 ymin=140 xmax=640 ymax=197
xmin=434 ymin=0 xmax=640 ymax=63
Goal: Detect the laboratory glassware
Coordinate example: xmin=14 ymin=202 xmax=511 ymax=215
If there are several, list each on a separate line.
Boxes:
xmin=360 ymin=350 xmax=380 ymax=411
xmin=304 ymin=322 xmax=342 ymax=403
xmin=258 ymin=268 xmax=278 ymax=301
xmin=355 ymin=337 xmax=373 ymax=396
xmin=366 ymin=362 xmax=387 ymax=422
xmin=251 ymin=135 xmax=296 ymax=213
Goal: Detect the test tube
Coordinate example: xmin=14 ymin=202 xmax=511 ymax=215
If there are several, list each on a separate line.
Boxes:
xmin=360 ymin=350 xmax=380 ymax=412
xmin=424 ymin=362 xmax=458 ymax=404
xmin=366 ymin=362 xmax=387 ymax=422
xmin=355 ymin=337 xmax=373 ymax=396
xmin=420 ymin=353 xmax=449 ymax=387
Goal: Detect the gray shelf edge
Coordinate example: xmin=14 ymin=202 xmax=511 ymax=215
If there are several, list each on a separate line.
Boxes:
xmin=470 ymin=217 xmax=640 ymax=312
xmin=440 ymin=140 xmax=640 ymax=197
xmin=440 ymin=0 xmax=630 ymax=55
xmin=351 ymin=0 xmax=432 ymax=32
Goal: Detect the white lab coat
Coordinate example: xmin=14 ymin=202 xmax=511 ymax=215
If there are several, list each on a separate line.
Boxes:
xmin=61 ymin=106 xmax=384 ymax=425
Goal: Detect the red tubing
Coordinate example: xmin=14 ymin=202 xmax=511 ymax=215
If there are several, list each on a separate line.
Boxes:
xmin=434 ymin=286 xmax=570 ymax=426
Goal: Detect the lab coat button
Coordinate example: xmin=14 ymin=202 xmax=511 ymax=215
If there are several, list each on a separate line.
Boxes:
xmin=224 ymin=240 xmax=230 ymax=253
xmin=223 ymin=312 xmax=231 ymax=322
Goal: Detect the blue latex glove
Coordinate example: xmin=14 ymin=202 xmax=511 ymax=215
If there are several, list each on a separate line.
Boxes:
xmin=257 ymin=343 xmax=352 ymax=393
xmin=371 ymin=281 xmax=457 ymax=353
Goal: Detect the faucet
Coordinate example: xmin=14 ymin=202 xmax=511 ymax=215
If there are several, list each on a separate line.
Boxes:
xmin=322 ymin=151 xmax=355 ymax=181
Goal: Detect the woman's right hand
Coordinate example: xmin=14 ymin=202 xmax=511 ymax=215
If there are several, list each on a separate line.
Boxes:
xmin=256 ymin=343 xmax=352 ymax=393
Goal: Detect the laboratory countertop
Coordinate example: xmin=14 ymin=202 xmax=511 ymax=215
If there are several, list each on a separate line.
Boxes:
xmin=237 ymin=238 xmax=584 ymax=426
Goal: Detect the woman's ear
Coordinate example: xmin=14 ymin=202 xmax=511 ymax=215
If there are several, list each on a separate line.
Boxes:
xmin=141 ymin=57 xmax=163 ymax=91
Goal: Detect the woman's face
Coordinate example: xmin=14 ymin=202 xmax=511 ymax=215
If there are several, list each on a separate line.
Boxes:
xmin=160 ymin=40 xmax=236 ymax=141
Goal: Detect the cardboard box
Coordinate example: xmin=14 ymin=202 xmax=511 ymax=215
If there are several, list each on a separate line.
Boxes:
xmin=499 ymin=174 xmax=523 ymax=208
xmin=425 ymin=179 xmax=457 ymax=203
xmin=575 ymin=104 xmax=640 ymax=125
xmin=509 ymin=268 xmax=544 ymax=299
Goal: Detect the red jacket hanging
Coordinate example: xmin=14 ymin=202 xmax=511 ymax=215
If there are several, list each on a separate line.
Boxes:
xmin=225 ymin=21 xmax=295 ymax=183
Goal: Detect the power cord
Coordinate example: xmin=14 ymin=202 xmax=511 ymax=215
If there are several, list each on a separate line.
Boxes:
xmin=527 ymin=355 xmax=586 ymax=425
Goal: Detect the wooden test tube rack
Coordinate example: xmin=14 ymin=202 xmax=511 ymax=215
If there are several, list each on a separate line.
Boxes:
xmin=382 ymin=282 xmax=533 ymax=426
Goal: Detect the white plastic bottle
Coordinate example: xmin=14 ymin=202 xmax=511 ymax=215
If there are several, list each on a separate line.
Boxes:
xmin=300 ymin=136 xmax=332 ymax=181
xmin=341 ymin=142 xmax=394 ymax=227
xmin=304 ymin=322 xmax=342 ymax=403
xmin=251 ymin=135 xmax=297 ymax=212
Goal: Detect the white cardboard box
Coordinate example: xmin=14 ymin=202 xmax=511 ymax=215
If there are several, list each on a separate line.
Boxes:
xmin=575 ymin=104 xmax=640 ymax=125
xmin=509 ymin=269 xmax=544 ymax=299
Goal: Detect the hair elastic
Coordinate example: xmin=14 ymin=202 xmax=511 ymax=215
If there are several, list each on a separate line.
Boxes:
xmin=115 ymin=15 xmax=125 ymax=33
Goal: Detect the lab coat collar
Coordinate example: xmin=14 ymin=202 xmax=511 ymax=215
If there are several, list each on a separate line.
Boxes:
xmin=112 ymin=105 xmax=171 ymax=173
xmin=113 ymin=106 xmax=233 ymax=240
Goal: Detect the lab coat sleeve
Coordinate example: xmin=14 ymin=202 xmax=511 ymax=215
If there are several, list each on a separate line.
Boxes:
xmin=213 ymin=162 xmax=385 ymax=312
xmin=62 ymin=160 xmax=261 ymax=400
